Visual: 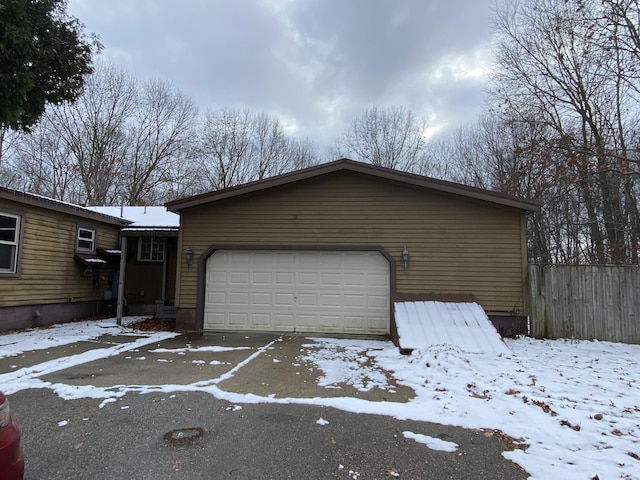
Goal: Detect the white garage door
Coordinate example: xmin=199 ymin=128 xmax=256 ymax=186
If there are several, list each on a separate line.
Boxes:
xmin=205 ymin=250 xmax=390 ymax=334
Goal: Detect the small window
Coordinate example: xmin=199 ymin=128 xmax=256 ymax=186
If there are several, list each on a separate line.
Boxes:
xmin=0 ymin=212 xmax=21 ymax=274
xmin=77 ymin=227 xmax=96 ymax=252
xmin=138 ymin=237 xmax=165 ymax=262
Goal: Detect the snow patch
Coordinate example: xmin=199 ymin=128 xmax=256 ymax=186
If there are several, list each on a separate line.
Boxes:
xmin=402 ymin=431 xmax=458 ymax=452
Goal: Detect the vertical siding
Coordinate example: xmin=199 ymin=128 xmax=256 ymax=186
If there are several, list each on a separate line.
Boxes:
xmin=0 ymin=199 xmax=121 ymax=307
xmin=529 ymin=265 xmax=640 ymax=343
xmin=176 ymin=172 xmax=527 ymax=316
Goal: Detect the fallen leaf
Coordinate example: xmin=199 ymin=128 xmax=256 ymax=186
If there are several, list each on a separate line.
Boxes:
xmin=74 ymin=442 xmax=83 ymax=450
xmin=385 ymin=466 xmax=400 ymax=477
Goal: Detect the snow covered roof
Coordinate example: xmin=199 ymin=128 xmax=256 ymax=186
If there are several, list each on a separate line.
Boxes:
xmin=87 ymin=206 xmax=179 ymax=228
xmin=394 ymin=301 xmax=510 ymax=354
xmin=0 ymin=187 xmax=128 ymax=226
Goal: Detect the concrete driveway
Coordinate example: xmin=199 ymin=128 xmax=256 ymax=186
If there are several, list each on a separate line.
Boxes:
xmin=2 ymin=330 xmax=528 ymax=479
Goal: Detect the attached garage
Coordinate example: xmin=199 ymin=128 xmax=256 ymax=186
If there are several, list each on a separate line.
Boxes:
xmin=166 ymin=159 xmax=541 ymax=339
xmin=205 ymin=249 xmax=390 ymax=334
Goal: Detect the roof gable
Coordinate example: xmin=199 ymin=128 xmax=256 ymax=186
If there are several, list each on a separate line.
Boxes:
xmin=165 ymin=159 xmax=542 ymax=213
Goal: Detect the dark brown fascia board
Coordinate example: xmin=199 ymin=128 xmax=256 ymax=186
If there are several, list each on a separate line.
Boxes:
xmin=0 ymin=187 xmax=132 ymax=226
xmin=165 ymin=158 xmax=543 ymax=213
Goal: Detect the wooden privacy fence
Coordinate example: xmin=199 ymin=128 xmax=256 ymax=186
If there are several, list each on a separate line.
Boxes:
xmin=528 ymin=265 xmax=640 ymax=344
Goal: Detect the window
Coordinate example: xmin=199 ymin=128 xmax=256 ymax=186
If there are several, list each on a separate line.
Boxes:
xmin=76 ymin=227 xmax=96 ymax=252
xmin=0 ymin=212 xmax=21 ymax=274
xmin=138 ymin=237 xmax=165 ymax=262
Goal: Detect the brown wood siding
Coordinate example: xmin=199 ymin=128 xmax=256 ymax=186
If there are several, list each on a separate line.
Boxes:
xmin=0 ymin=199 xmax=120 ymax=308
xmin=176 ymin=171 xmax=528 ymax=315
xmin=122 ymin=236 xmax=177 ymax=305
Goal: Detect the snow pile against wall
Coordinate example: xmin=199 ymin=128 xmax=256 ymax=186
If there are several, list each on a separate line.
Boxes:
xmin=394 ymin=301 xmax=509 ymax=354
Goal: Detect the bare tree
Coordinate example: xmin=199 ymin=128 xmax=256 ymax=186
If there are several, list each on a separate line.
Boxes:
xmin=491 ymin=0 xmax=640 ymax=264
xmin=9 ymin=115 xmax=81 ymax=201
xmin=197 ymin=108 xmax=319 ymax=190
xmin=50 ymin=61 xmax=135 ymax=205
xmin=0 ymin=127 xmax=21 ymax=189
xmin=337 ymin=106 xmax=428 ymax=171
xmin=198 ymin=108 xmax=254 ymax=190
xmin=7 ymin=61 xmax=199 ymax=205
xmin=124 ymin=78 xmax=197 ymax=204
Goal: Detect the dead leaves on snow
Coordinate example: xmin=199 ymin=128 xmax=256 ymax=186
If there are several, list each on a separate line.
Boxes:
xmin=482 ymin=429 xmax=529 ymax=451
xmin=560 ymin=419 xmax=581 ymax=431
xmin=531 ymin=399 xmax=558 ymax=416
xmin=466 ymin=382 xmax=491 ymax=400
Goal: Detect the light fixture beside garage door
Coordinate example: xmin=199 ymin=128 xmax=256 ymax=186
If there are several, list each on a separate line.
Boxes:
xmin=402 ymin=247 xmax=410 ymax=270
xmin=184 ymin=247 xmax=194 ymax=267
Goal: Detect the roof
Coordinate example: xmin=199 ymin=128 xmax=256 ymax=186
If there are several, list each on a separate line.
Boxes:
xmin=165 ymin=159 xmax=543 ymax=213
xmin=86 ymin=206 xmax=179 ymax=229
xmin=394 ymin=300 xmax=510 ymax=354
xmin=0 ymin=187 xmax=130 ymax=226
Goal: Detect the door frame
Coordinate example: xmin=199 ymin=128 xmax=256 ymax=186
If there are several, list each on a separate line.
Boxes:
xmin=195 ymin=244 xmax=397 ymax=331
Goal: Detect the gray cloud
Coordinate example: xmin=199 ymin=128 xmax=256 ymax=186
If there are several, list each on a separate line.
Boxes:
xmin=68 ymin=0 xmax=495 ymax=149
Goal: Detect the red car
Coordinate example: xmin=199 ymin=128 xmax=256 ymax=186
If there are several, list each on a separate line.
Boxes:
xmin=0 ymin=390 xmax=24 ymax=480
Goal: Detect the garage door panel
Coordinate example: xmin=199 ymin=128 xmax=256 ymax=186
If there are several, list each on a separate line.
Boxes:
xmin=228 ymin=312 xmax=249 ymax=326
xmin=229 ymin=292 xmax=249 ymax=305
xmin=275 ymin=272 xmax=295 ymax=285
xmin=229 ymin=271 xmax=250 ymax=285
xmin=252 ymin=272 xmax=272 ymax=284
xmin=367 ymin=273 xmax=389 ymax=287
xmin=275 ymin=253 xmax=296 ymax=266
xmin=207 ymin=312 xmax=226 ymax=328
xmin=297 ymin=272 xmax=319 ymax=285
xmin=208 ymin=270 xmax=227 ymax=284
xmin=297 ymin=293 xmax=318 ymax=306
xmin=251 ymin=292 xmax=272 ymax=306
xmin=320 ymin=293 xmax=341 ymax=307
xmin=320 ymin=273 xmax=341 ymax=286
xmin=275 ymin=293 xmax=295 ymax=306
xmin=229 ymin=252 xmax=252 ymax=265
xmin=273 ymin=313 xmax=295 ymax=329
xmin=205 ymin=250 xmax=389 ymax=334
xmin=344 ymin=295 xmax=365 ymax=308
xmin=208 ymin=292 xmax=226 ymax=305
xmin=249 ymin=313 xmax=272 ymax=328
xmin=368 ymin=295 xmax=389 ymax=308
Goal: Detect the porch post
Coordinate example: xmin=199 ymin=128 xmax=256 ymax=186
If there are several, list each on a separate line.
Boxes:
xmin=116 ymin=236 xmax=127 ymax=325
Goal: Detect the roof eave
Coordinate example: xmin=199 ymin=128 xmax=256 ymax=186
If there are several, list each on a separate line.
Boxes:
xmin=0 ymin=187 xmax=132 ymax=226
xmin=165 ymin=159 xmax=543 ymax=213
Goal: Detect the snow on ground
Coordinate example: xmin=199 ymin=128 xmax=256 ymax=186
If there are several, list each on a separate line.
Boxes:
xmin=0 ymin=316 xmax=159 ymax=358
xmin=1 ymin=318 xmax=639 ymax=479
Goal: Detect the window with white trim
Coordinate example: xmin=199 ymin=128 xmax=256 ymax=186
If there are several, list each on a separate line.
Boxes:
xmin=76 ymin=227 xmax=96 ymax=252
xmin=138 ymin=236 xmax=165 ymax=262
xmin=0 ymin=212 xmax=21 ymax=274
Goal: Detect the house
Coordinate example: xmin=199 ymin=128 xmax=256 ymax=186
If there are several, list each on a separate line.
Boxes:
xmin=87 ymin=206 xmax=179 ymax=316
xmin=165 ymin=159 xmax=542 ymax=340
xmin=0 ymin=187 xmax=128 ymax=332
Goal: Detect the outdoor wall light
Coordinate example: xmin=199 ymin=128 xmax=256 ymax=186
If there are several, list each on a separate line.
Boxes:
xmin=402 ymin=246 xmax=410 ymax=270
xmin=184 ymin=247 xmax=194 ymax=267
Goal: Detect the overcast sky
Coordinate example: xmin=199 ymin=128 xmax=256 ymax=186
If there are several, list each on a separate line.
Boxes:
xmin=67 ymin=0 xmax=497 ymax=151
